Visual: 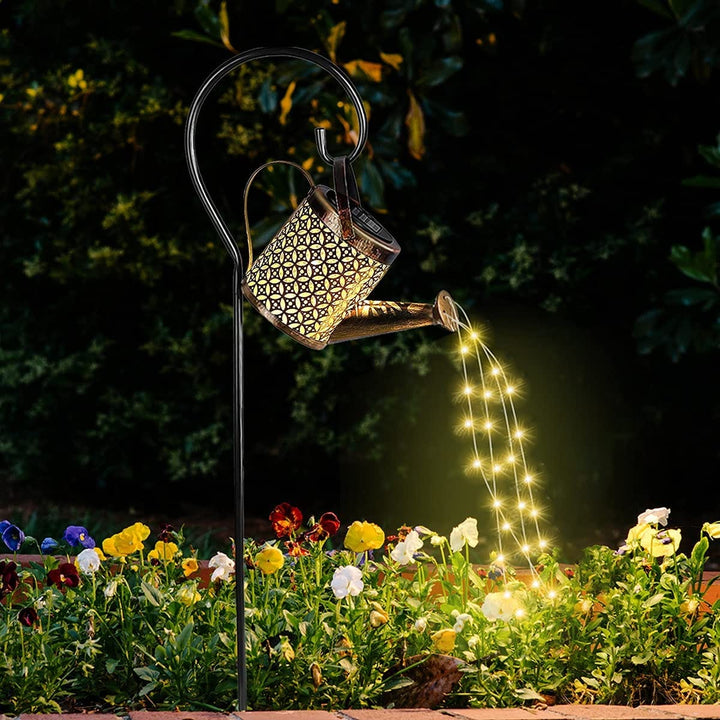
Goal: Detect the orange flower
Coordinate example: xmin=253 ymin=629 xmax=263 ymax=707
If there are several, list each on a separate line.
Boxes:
xmin=269 ymin=503 xmax=303 ymax=538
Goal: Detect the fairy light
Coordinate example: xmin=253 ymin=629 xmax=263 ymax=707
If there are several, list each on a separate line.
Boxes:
xmin=548 ymin=590 xmax=557 ymax=599
xmin=515 ymin=608 xmax=525 ymax=618
xmin=531 ymin=579 xmax=540 ymax=589
xmin=452 ymin=306 xmax=549 ymax=575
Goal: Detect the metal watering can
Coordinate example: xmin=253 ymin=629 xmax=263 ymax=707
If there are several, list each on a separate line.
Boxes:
xmin=185 ymin=46 xmax=458 ymax=350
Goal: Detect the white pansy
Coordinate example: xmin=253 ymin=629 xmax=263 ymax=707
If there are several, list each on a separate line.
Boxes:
xmin=450 ymin=517 xmax=479 ymax=552
xmin=481 ymin=591 xmax=523 ymax=621
xmin=76 ymin=547 xmax=101 ymax=574
xmin=637 ymin=507 xmax=670 ymax=527
xmin=331 ymin=565 xmax=364 ymax=599
xmin=453 ymin=612 xmax=472 ymax=633
xmin=430 ymin=535 xmax=446 ymax=546
xmin=104 ymin=579 xmax=118 ymax=598
xmin=414 ymin=616 xmax=428 ymax=632
xmin=209 ymin=551 xmax=235 ymax=582
xmin=390 ymin=530 xmax=424 ymax=565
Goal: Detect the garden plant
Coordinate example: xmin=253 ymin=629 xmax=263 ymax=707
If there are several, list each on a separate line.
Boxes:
xmin=2 ymin=504 xmax=720 ymax=712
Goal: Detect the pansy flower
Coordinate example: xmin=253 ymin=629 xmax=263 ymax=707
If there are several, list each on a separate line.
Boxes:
xmin=256 ymin=545 xmax=285 ymax=575
xmin=1 ymin=523 xmax=25 ymax=552
xmin=63 ymin=525 xmax=95 ymax=549
xmin=181 ymin=557 xmax=199 ymax=578
xmin=18 ymin=607 xmax=38 ymax=627
xmin=47 ymin=562 xmax=80 ymax=589
xmin=40 ymin=537 xmax=59 ymax=554
xmin=158 ymin=523 xmax=176 ymax=543
xmin=269 ymin=503 xmax=303 ymax=538
xmin=147 ymin=540 xmax=180 ymax=562
xmin=0 ymin=560 xmax=19 ymax=598
xmin=344 ymin=521 xmax=384 ymax=553
xmin=304 ymin=512 xmax=340 ymax=542
xmin=284 ymin=540 xmax=309 ymax=557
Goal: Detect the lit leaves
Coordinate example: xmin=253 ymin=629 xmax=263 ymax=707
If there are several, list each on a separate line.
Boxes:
xmin=405 ymin=90 xmax=426 ymax=160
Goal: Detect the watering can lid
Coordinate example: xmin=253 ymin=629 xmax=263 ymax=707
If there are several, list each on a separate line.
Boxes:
xmin=308 ymin=185 xmax=401 ymax=266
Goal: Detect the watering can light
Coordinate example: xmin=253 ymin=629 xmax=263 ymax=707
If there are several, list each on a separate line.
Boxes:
xmin=184 ymin=46 xmax=458 ymax=710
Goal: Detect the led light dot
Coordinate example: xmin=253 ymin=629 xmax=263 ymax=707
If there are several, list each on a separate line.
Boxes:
xmin=503 ymin=591 xmax=511 ymax=599
xmin=502 ymin=522 xmax=511 ymax=531
xmin=493 ymin=499 xmax=502 ymax=508
xmin=521 ymin=544 xmax=530 ymax=553
xmin=463 ymin=385 xmax=473 ymax=395
xmin=460 ymin=345 xmax=469 ymax=355
xmin=472 ymin=458 xmax=482 ymax=469
xmin=518 ymin=501 xmax=526 ymax=510
xmin=548 ymin=590 xmax=557 ymax=599
xmin=515 ymin=608 xmax=525 ymax=618
xmin=470 ymin=331 xmax=479 ymax=341
xmin=491 ymin=367 xmax=500 ymax=376
xmin=493 ymin=464 xmax=502 ymax=473
xmin=539 ymin=540 xmax=548 ymax=549
xmin=464 ymin=419 xmax=473 ymax=428
xmin=531 ymin=580 xmax=540 ymax=588
xmin=524 ymin=474 xmax=533 ymax=483
xmin=507 ymin=454 xmax=516 ymax=464
xmin=484 ymin=390 xmax=493 ymax=399
xmin=496 ymin=554 xmax=504 ymax=563
xmin=505 ymin=385 xmax=515 ymax=395
xmin=514 ymin=429 xmax=524 ymax=438
xmin=530 ymin=509 xmax=539 ymax=518
xmin=484 ymin=421 xmax=493 ymax=430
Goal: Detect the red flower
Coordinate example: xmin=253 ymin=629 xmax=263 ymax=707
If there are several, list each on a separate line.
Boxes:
xmin=269 ymin=503 xmax=303 ymax=538
xmin=285 ymin=540 xmax=310 ymax=557
xmin=47 ymin=562 xmax=80 ymax=589
xmin=18 ymin=607 xmax=38 ymax=627
xmin=305 ymin=512 xmax=341 ymax=542
xmin=158 ymin=523 xmax=176 ymax=543
xmin=0 ymin=560 xmax=19 ymax=598
xmin=564 ymin=567 xmax=575 ymax=579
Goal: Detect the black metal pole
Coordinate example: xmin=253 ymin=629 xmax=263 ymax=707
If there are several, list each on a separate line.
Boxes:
xmin=184 ymin=46 xmax=369 ymax=712
xmin=232 ymin=266 xmax=246 ymax=711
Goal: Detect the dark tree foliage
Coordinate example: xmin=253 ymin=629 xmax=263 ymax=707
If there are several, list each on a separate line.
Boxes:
xmin=1 ymin=0 xmax=718 ymax=546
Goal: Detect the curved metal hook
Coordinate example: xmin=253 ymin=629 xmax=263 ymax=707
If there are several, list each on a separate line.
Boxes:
xmin=184 ymin=46 xmax=369 ymax=270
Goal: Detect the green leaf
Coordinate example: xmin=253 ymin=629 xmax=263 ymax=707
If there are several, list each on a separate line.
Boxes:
xmin=175 ymin=621 xmax=194 ymax=651
xmin=699 ymin=143 xmax=720 ymax=169
xmin=258 ymin=79 xmax=278 ymax=114
xmin=515 ymin=687 xmax=546 ymax=701
xmin=670 ymin=243 xmax=717 ymax=284
xmin=105 ymin=657 xmax=120 ymax=674
xmin=417 ymin=56 xmax=463 ymax=88
xmin=171 ymin=29 xmax=224 ymax=48
xmin=382 ymin=676 xmax=415 ymax=691
xmin=140 ymin=580 xmax=162 ymax=607
xmin=193 ymin=0 xmax=220 ymax=38
xmin=643 ymin=593 xmax=665 ymax=609
xmin=691 ymin=535 xmax=709 ymax=569
xmin=682 ymin=175 xmax=720 ymax=189
xmin=664 ymin=287 xmax=717 ymax=308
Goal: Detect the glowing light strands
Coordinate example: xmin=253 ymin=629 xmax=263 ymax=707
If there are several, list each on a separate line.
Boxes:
xmin=446 ymin=301 xmax=548 ymax=574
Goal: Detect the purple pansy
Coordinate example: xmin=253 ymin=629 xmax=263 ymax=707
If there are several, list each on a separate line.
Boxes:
xmin=62 ymin=525 xmax=95 ymax=549
xmin=1 ymin=524 xmax=25 ymax=552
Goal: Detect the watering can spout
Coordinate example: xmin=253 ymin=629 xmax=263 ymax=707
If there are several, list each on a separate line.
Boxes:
xmin=327 ymin=290 xmax=459 ymax=345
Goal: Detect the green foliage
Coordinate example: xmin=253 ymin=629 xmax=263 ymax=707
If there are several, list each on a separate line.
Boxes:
xmin=3 ymin=508 xmax=720 ymax=710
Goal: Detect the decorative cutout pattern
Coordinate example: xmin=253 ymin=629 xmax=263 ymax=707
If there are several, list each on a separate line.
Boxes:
xmin=245 ymin=200 xmax=388 ymax=345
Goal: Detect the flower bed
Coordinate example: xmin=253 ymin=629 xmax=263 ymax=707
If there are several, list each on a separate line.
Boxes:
xmin=2 ymin=508 xmax=720 ymax=713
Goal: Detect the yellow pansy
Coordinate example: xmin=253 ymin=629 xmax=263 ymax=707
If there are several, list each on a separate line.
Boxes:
xmin=182 ymin=558 xmax=199 ymax=578
xmin=147 ymin=541 xmax=179 ymax=562
xmin=369 ymin=601 xmax=389 ymax=628
xmin=93 ymin=547 xmax=107 ymax=561
xmin=431 ymin=628 xmax=456 ymax=653
xmin=176 ymin=584 xmax=201 ymax=606
xmin=626 ymin=523 xmax=652 ymax=547
xmin=640 ymin=528 xmax=681 ymax=557
xmin=344 ymin=521 xmax=385 ymax=553
xmin=703 ymin=522 xmax=720 ymax=539
xmin=101 ymin=523 xmax=151 ymax=557
xmin=255 ymin=546 xmax=284 ymax=575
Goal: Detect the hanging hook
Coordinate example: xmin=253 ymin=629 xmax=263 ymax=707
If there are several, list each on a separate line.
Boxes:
xmin=185 ymin=46 xmax=369 ymax=270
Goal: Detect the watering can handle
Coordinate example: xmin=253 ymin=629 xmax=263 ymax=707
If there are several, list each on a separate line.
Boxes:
xmin=333 ymin=156 xmax=361 ymax=241
xmin=242 ymin=160 xmax=315 ymax=271
xmin=184 ymin=46 xmax=369 ymax=271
